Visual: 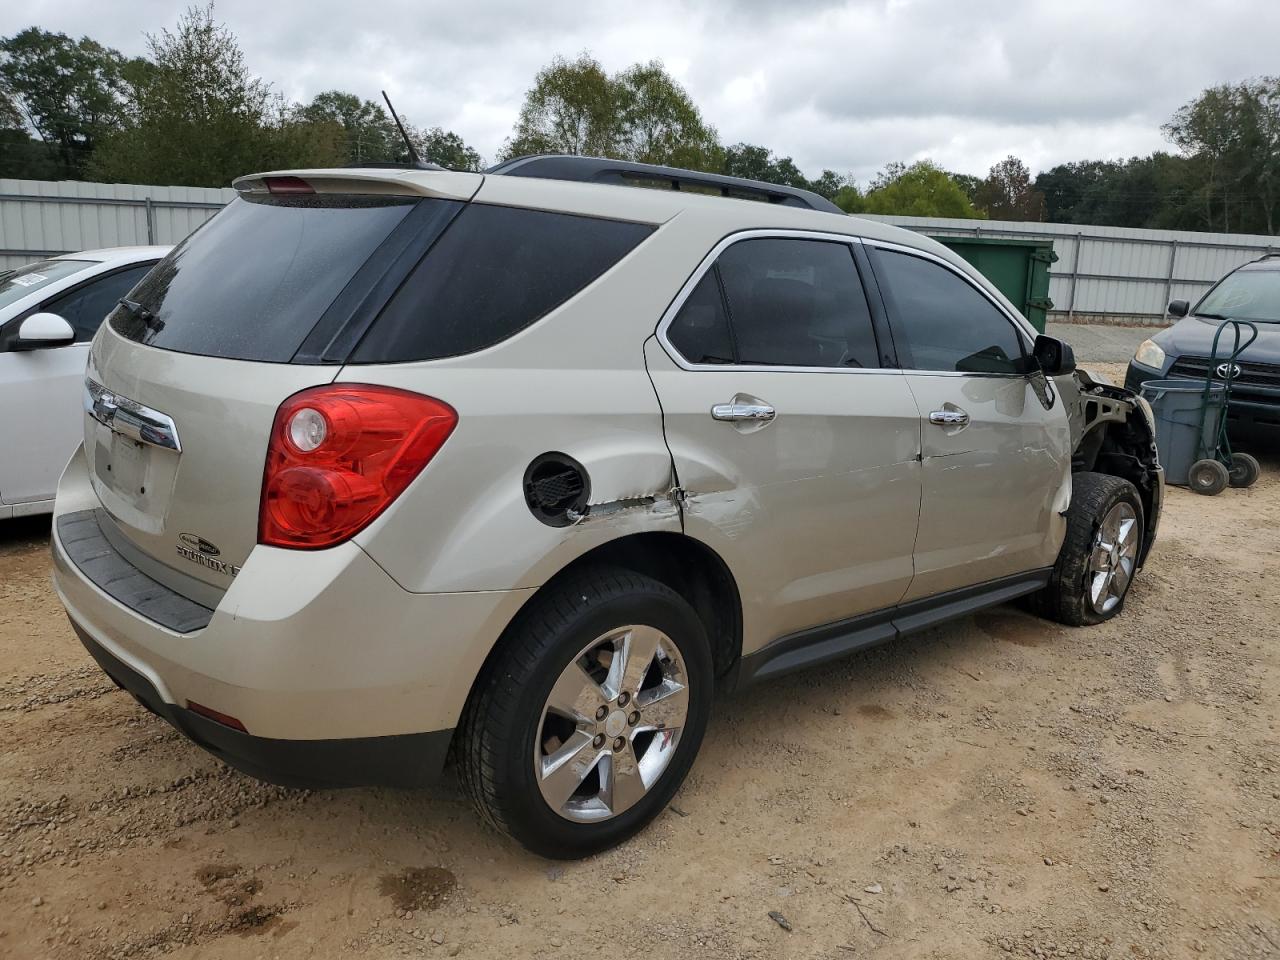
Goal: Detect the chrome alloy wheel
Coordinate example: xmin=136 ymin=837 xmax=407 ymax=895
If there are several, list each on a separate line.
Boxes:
xmin=534 ymin=625 xmax=689 ymax=823
xmin=1087 ymin=501 xmax=1139 ymax=615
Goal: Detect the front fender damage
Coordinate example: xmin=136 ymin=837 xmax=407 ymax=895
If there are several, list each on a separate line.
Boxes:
xmin=1060 ymin=367 xmax=1164 ymax=564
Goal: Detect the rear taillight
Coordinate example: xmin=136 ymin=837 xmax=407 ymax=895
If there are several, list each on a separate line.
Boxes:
xmin=259 ymin=384 xmax=457 ymax=549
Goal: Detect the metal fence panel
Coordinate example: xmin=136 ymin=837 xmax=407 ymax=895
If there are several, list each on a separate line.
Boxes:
xmin=857 ymin=213 xmax=1279 ymax=325
xmin=0 ymin=178 xmax=234 ymax=270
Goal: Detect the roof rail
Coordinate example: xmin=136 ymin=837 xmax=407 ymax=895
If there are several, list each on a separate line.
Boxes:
xmin=486 ymin=154 xmax=844 ymax=215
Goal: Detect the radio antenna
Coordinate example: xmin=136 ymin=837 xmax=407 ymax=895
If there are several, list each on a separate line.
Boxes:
xmin=381 ymin=90 xmax=425 ymax=168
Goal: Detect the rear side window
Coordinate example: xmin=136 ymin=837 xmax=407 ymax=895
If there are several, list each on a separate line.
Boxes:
xmin=873 ymin=249 xmax=1028 ymax=374
xmin=667 ymin=272 xmax=735 ymax=364
xmin=666 ymin=237 xmax=880 ymax=368
xmin=43 ymin=263 xmax=154 ymax=341
xmin=351 ymin=205 xmax=653 ymax=363
xmin=111 ymin=195 xmax=417 ymax=362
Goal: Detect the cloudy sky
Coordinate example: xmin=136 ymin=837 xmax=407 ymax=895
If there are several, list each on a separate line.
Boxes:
xmin=5 ymin=0 xmax=1279 ymax=182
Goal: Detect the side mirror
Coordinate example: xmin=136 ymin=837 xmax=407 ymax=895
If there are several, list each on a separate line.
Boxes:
xmin=1033 ymin=334 xmax=1076 ymax=376
xmin=1168 ymin=299 xmax=1190 ymax=319
xmin=13 ymin=312 xmax=76 ymax=350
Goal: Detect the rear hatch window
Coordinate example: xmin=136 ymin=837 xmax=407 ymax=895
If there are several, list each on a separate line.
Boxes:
xmin=110 ymin=192 xmax=654 ymax=365
xmin=110 ymin=195 xmax=418 ymax=362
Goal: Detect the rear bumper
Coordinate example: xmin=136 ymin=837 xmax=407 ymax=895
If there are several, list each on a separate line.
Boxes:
xmin=51 ymin=444 xmax=535 ymax=787
xmin=71 ymin=618 xmax=452 ymax=788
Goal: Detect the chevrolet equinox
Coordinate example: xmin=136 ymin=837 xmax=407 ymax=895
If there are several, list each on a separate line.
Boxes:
xmin=51 ymin=156 xmax=1164 ymax=858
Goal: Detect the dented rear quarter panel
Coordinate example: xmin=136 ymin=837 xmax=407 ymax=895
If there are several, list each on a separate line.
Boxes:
xmin=348 ymin=362 xmax=680 ymax=593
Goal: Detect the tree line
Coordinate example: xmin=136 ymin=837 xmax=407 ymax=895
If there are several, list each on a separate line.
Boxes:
xmin=2 ymin=6 xmax=1277 ymax=235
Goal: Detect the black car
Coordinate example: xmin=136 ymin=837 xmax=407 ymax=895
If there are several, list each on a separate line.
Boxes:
xmin=1126 ymin=255 xmax=1280 ymax=443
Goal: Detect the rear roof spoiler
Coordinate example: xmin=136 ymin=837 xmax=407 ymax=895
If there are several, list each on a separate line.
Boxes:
xmin=486 ymin=154 xmax=844 ymax=214
xmin=232 ymin=168 xmax=481 ymax=203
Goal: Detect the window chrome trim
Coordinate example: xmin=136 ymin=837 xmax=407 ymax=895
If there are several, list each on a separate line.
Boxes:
xmin=863 ymin=237 xmax=1039 ymax=375
xmin=654 ymin=228 xmax=908 ymax=375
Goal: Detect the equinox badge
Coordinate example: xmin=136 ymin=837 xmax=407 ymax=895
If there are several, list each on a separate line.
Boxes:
xmin=176 ymin=533 xmax=240 ymax=577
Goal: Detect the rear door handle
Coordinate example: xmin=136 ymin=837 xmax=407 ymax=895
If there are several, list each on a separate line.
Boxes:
xmin=712 ymin=401 xmax=775 ymax=422
xmin=929 ymin=408 xmax=970 ymax=428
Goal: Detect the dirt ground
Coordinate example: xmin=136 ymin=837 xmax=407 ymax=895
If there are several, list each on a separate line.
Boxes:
xmin=2 ymin=362 xmax=1278 ymax=960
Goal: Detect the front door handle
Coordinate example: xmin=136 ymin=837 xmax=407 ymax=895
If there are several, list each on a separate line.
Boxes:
xmin=929 ymin=408 xmax=970 ymax=428
xmin=712 ymin=401 xmax=775 ymax=423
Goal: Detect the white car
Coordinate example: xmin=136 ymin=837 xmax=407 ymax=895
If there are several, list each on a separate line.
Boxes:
xmin=0 ymin=247 xmax=169 ymax=518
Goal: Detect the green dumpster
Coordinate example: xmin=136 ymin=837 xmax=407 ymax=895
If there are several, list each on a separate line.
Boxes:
xmin=931 ymin=236 xmax=1057 ymax=333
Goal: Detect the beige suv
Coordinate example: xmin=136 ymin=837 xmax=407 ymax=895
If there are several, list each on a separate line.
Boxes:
xmin=51 ymin=156 xmax=1163 ymax=858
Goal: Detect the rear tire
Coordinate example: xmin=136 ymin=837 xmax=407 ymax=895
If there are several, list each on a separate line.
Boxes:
xmin=457 ymin=567 xmax=712 ymax=859
xmin=1228 ymin=452 xmax=1260 ymax=489
xmin=1188 ymin=458 xmax=1229 ymax=496
xmin=1031 ymin=472 xmax=1144 ymax=627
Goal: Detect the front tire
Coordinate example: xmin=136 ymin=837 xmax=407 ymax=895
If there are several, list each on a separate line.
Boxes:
xmin=458 ymin=567 xmax=712 ymax=859
xmin=1032 ymin=472 xmax=1145 ymax=627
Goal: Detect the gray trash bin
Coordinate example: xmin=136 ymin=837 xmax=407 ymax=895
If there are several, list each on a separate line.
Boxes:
xmin=1138 ymin=379 xmax=1226 ymax=486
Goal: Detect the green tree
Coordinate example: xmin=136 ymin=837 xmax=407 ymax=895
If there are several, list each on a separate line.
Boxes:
xmin=0 ymin=91 xmax=55 ymax=178
xmin=298 ymin=90 xmax=482 ymax=170
xmin=975 ymin=155 xmax=1046 ymax=221
xmin=1165 ymin=77 xmax=1280 ymax=234
xmin=859 ymin=161 xmax=962 ymax=216
xmin=719 ymin=143 xmax=850 ymax=198
xmin=721 ymin=143 xmax=808 ymax=188
xmin=90 ymin=5 xmax=338 ymax=186
xmin=503 ymin=54 xmax=719 ymax=170
xmin=807 ymin=169 xmax=852 ymax=201
xmin=946 ymin=171 xmax=983 ymax=206
xmin=299 ymin=90 xmax=400 ymax=164
xmin=0 ymin=27 xmax=139 ymax=176
xmin=832 ymin=183 xmax=864 ymax=213
xmin=861 ymin=161 xmax=981 ymax=218
xmin=1033 ymin=154 xmax=1205 ymax=230
xmin=504 ymin=53 xmax=617 ymax=158
xmin=613 ymin=60 xmax=719 ymax=170
xmin=414 ymin=126 xmax=482 ymax=171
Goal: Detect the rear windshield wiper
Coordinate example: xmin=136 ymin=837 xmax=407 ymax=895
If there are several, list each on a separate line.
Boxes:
xmin=117 ymin=298 xmax=162 ymax=332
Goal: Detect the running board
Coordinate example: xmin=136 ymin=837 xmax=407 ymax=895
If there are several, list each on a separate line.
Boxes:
xmin=736 ymin=568 xmax=1052 ymax=687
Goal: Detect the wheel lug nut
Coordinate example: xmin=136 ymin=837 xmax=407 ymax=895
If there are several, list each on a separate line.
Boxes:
xmin=592 ymin=734 xmax=605 ymax=749
xmin=612 ymin=736 xmax=625 ymax=752
xmin=595 ymin=706 xmax=608 ymax=721
xmin=628 ymin=711 xmax=640 ymax=726
xmin=617 ymin=692 xmax=630 ymax=707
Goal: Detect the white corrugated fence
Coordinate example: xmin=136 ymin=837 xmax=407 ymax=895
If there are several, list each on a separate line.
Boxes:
xmin=858 ymin=214 xmax=1279 ymax=325
xmin=0 ymin=178 xmax=235 ymax=270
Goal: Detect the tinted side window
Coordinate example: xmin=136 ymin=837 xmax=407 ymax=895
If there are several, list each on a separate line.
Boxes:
xmin=874 ymin=249 xmax=1027 ymax=374
xmin=44 ymin=264 xmax=154 ymax=341
xmin=716 ymin=238 xmax=879 ymax=368
xmin=352 ymin=205 xmax=654 ymax=363
xmin=667 ymin=271 xmax=735 ymax=364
